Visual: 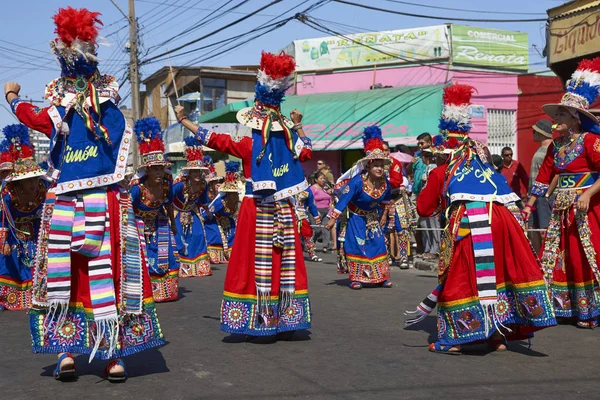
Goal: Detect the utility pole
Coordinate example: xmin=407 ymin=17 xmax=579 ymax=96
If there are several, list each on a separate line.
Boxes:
xmin=128 ymin=0 xmax=140 ymax=168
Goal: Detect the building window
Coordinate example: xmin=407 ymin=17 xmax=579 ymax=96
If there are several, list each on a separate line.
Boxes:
xmin=147 ymin=95 xmax=153 ymax=115
xmin=161 ymin=83 xmax=167 ymax=107
xmin=487 ymin=109 xmax=516 ymax=157
xmin=201 ymin=77 xmax=226 ymax=113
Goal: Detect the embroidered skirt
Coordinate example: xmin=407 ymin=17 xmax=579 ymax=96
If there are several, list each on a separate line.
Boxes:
xmin=540 ymin=191 xmax=600 ymax=321
xmin=0 ymin=239 xmax=36 ymax=310
xmin=175 ymin=210 xmax=211 ymax=277
xmin=146 ymin=214 xmax=180 ymax=302
xmin=30 ymin=188 xmax=164 ymax=360
xmin=204 ymin=216 xmax=235 ymax=264
xmin=220 ymin=197 xmax=311 ymax=336
xmin=340 ymin=211 xmax=390 ymax=284
xmin=437 ymin=204 xmax=556 ymax=346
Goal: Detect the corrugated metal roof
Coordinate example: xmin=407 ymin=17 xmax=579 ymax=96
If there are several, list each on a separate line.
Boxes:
xmin=548 ymin=0 xmax=600 ymax=20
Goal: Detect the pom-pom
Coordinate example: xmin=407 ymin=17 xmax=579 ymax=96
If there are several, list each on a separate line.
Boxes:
xmin=362 ymin=125 xmax=384 ymax=154
xmin=433 ymin=135 xmax=444 ymax=146
xmin=225 ymin=160 xmax=240 ymax=173
xmin=254 ymin=82 xmax=287 ymax=107
xmin=443 ymin=84 xmax=475 ymax=106
xmin=259 ymin=51 xmax=296 ymax=80
xmin=577 ymin=58 xmax=600 ymax=74
xmin=53 ymin=7 xmax=102 ymax=47
xmin=138 ymin=138 xmax=164 ymax=155
xmin=134 ymin=117 xmax=163 ymax=144
xmin=184 ymin=135 xmax=203 ymax=148
xmin=0 ymin=151 xmax=13 ymax=165
xmin=3 ymin=124 xmax=32 ymax=148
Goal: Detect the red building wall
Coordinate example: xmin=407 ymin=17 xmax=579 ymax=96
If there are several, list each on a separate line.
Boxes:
xmin=516 ymin=75 xmax=563 ymax=173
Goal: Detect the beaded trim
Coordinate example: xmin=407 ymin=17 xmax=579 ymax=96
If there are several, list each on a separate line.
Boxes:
xmin=553 ymin=134 xmax=585 ymax=170
xmin=531 ymin=181 xmax=550 ymax=197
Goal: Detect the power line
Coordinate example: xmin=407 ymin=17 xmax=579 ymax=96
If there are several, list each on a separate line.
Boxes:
xmin=332 ymin=0 xmax=547 ymax=23
xmin=381 ymin=0 xmax=547 ymax=16
xmin=142 ymin=0 xmax=284 ymax=64
xmin=137 ymin=0 xmax=279 ymax=17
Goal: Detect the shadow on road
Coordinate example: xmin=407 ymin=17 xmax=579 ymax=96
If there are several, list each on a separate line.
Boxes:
xmin=222 ymin=330 xmax=312 ymax=344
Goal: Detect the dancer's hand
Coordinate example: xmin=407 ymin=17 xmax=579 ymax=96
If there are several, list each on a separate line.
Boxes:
xmin=325 ymin=219 xmax=335 ymax=230
xmin=521 ymin=204 xmax=533 ymax=221
xmin=290 ymin=109 xmax=303 ymax=124
xmin=174 ymin=105 xmax=185 ymax=121
xmin=4 ymin=82 xmax=20 ymax=102
xmin=577 ymin=192 xmax=591 ymax=213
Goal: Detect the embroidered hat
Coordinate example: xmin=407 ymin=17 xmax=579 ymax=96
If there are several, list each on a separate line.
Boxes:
xmin=361 ymin=126 xmax=391 ymax=163
xmin=134 ymin=117 xmax=171 ymax=168
xmin=203 ymin=155 xmax=223 ymax=182
xmin=46 ymin=7 xmax=120 ymax=144
xmin=2 ymin=124 xmax=48 ymax=182
xmin=0 ymin=140 xmax=13 ymax=172
xmin=219 ymin=160 xmax=241 ymax=193
xmin=437 ymin=83 xmax=476 ymax=150
xmin=542 ymin=58 xmax=600 ymax=134
xmin=181 ymin=135 xmax=208 ymax=171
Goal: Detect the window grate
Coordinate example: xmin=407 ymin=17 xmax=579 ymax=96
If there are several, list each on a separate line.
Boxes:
xmin=486 ymin=109 xmax=516 ymax=157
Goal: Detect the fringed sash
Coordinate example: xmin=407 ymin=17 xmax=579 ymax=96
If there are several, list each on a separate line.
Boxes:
xmin=405 ymin=284 xmax=443 ymax=326
xmin=46 ymin=189 xmax=118 ymax=360
xmin=254 ymin=200 xmax=296 ymax=314
xmin=119 ymin=188 xmax=144 ymax=315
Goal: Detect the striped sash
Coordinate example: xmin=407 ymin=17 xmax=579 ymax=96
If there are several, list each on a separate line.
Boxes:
xmin=465 ymin=201 xmax=497 ymax=306
xmin=255 ymin=202 xmax=275 ymax=313
xmin=46 ymin=189 xmax=118 ymax=361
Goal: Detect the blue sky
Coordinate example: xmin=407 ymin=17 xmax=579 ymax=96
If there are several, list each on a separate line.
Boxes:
xmin=0 ymin=0 xmax=564 ymax=127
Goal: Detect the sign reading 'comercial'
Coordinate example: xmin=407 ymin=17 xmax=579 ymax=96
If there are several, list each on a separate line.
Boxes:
xmin=287 ymin=25 xmax=450 ymax=71
xmin=451 ymin=25 xmax=529 ymax=71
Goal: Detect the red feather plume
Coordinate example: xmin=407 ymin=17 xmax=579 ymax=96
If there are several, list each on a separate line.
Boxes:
xmin=260 ymin=51 xmax=296 ymax=79
xmin=443 ymin=83 xmax=476 ymax=106
xmin=185 ymin=147 xmax=204 ymax=162
xmin=0 ymin=151 xmax=13 ymax=164
xmin=9 ymin=143 xmax=34 ymax=160
xmin=577 ymin=57 xmax=600 ymax=74
xmin=53 ymin=7 xmax=103 ymax=46
xmin=139 ymin=138 xmax=164 ymax=155
xmin=364 ymin=137 xmax=384 ymax=154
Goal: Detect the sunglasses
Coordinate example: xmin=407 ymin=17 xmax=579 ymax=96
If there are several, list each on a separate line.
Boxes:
xmin=502 ymin=153 xmax=513 ymax=157
xmin=317 ymin=162 xmax=324 ymax=165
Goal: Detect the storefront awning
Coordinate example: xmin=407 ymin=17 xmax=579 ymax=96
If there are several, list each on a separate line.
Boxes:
xmin=197 ymin=85 xmax=444 ymax=150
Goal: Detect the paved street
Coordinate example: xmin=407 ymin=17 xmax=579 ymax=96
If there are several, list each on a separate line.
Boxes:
xmin=0 ymin=253 xmax=596 ymax=400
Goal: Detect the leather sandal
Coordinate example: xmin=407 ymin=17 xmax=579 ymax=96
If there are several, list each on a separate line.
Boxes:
xmin=54 ymin=352 xmax=76 ymax=381
xmin=104 ymin=359 xmax=127 ymax=383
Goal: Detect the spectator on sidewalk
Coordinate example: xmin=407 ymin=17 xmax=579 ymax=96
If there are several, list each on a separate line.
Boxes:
xmin=310 ymin=171 xmax=334 ymax=253
xmin=501 ymin=146 xmax=529 ymax=199
xmin=412 ymin=132 xmax=440 ymax=260
xmin=528 ymin=120 xmax=555 ymax=253
xmin=310 ymin=160 xmax=334 ymax=186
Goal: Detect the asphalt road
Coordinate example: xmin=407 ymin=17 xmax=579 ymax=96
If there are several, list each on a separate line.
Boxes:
xmin=0 ymin=253 xmax=596 ymax=400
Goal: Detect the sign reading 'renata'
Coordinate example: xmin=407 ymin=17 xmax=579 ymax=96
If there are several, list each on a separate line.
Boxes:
xmin=286 ymin=25 xmax=450 ymax=71
xmin=451 ymin=25 xmax=529 ymax=71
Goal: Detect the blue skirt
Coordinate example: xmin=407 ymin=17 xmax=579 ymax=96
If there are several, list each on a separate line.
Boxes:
xmin=175 ymin=210 xmax=212 ymax=277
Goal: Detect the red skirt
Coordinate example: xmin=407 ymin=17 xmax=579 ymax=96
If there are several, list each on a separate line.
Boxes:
xmin=299 ymin=219 xmax=313 ymax=239
xmin=436 ymin=204 xmax=556 ymax=345
xmin=30 ymin=187 xmax=164 ymax=360
xmin=220 ymin=197 xmax=311 ymax=336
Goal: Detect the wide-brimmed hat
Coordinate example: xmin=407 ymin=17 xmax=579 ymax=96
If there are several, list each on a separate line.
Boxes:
xmin=542 ymin=58 xmax=600 ymax=134
xmin=532 ymin=119 xmax=553 ymax=139
xmin=235 ymin=52 xmax=296 ymax=133
xmin=219 ymin=160 xmax=241 ymax=193
xmin=358 ymin=126 xmax=392 ymax=164
xmin=134 ymin=117 xmax=171 ymax=169
xmin=2 ymin=124 xmax=48 ymax=182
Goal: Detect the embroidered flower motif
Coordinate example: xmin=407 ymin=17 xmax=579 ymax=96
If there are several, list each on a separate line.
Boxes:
xmin=222 ymin=301 xmax=249 ymax=329
xmin=280 ymin=300 xmax=304 ymax=325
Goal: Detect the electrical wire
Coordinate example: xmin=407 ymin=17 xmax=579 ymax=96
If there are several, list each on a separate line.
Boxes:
xmin=381 ymin=0 xmax=547 ymax=16
xmin=332 ymin=0 xmax=547 ymax=23
xmin=142 ymin=0 xmax=285 ymax=64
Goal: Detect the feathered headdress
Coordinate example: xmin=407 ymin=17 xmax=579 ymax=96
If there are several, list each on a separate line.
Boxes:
xmin=134 ymin=117 xmax=169 ymax=168
xmin=203 ymin=155 xmax=222 ymax=182
xmin=51 ymin=7 xmax=102 ymax=77
xmin=220 ymin=160 xmax=241 ymax=192
xmin=362 ymin=126 xmax=390 ymax=162
xmin=236 ymin=51 xmax=297 ymax=161
xmin=439 ymin=83 xmax=476 ymax=149
xmin=2 ymin=124 xmax=47 ymax=181
xmin=182 ymin=135 xmax=207 ymax=171
xmin=542 ymin=57 xmax=600 ymax=134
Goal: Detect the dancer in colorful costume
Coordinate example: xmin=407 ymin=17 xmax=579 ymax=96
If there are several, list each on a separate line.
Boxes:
xmin=405 ymin=83 xmax=556 ymax=354
xmin=202 ymin=160 xmax=240 ymax=264
xmin=203 ymin=155 xmax=223 ymax=202
xmin=0 ymin=142 xmax=14 ymax=181
xmin=130 ymin=117 xmax=179 ymax=303
xmin=0 ymin=125 xmax=49 ymax=311
xmin=173 ymin=135 xmax=212 ymax=277
xmin=325 ymin=126 xmax=392 ymax=289
xmin=524 ymin=58 xmax=600 ymax=329
xmin=384 ymin=182 xmax=417 ymax=270
xmin=4 ymin=7 xmax=163 ymax=380
xmin=294 ymin=188 xmax=322 ymax=262
xmin=175 ymin=51 xmax=313 ymax=337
